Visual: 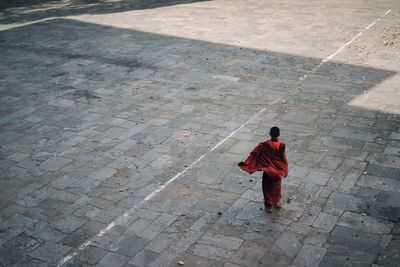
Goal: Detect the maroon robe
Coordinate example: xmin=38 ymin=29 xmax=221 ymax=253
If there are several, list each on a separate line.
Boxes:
xmin=239 ymin=139 xmax=288 ymax=206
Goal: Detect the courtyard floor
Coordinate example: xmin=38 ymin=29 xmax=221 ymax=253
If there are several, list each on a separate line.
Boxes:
xmin=0 ymin=0 xmax=400 ymax=266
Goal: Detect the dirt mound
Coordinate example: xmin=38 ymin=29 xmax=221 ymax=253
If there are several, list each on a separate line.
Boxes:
xmin=382 ymin=25 xmax=400 ymax=49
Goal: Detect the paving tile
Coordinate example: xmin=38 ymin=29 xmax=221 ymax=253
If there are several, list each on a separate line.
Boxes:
xmin=128 ymin=249 xmax=158 ymax=266
xmin=195 ymin=199 xmax=231 ymax=213
xmin=40 ymin=157 xmax=73 ymax=172
xmin=324 ymin=192 xmax=362 ymax=215
xmin=224 ymin=262 xmax=244 ymax=267
xmin=305 ymin=169 xmax=331 ymax=185
xmin=50 ymin=216 xmax=87 ymax=234
xmin=50 ymin=175 xmax=79 ymax=190
xmin=73 ymin=205 xmax=102 ymax=220
xmin=198 ymin=233 xmax=243 ymax=251
xmin=376 ymin=237 xmax=400 ymax=267
xmin=367 ymin=153 xmax=400 ymax=169
xmin=0 ymin=245 xmax=27 ymax=266
xmin=327 ymin=225 xmax=381 ymax=253
xmin=26 ymin=224 xmax=66 ymax=242
xmin=97 ymin=252 xmax=129 ymax=267
xmin=7 ymin=152 xmax=30 ymax=162
xmin=93 ymin=205 xmax=125 ymax=224
xmin=337 ymin=211 xmax=393 ymax=234
xmin=0 ymin=203 xmax=27 ymax=219
xmin=357 ymin=174 xmax=400 ymax=192
xmin=229 ymin=241 xmax=268 ymax=266
xmin=0 ymin=214 xmax=38 ymax=240
xmin=303 ymin=229 xmax=328 ymax=246
xmin=138 ymin=213 xmax=177 ymax=240
xmin=61 ymin=227 xmax=96 ymax=247
xmin=126 ymin=217 xmax=153 ymax=236
xmin=356 ymin=186 xmax=400 ymax=221
xmin=241 ymin=223 xmax=282 ymax=247
xmin=366 ymin=164 xmax=400 ymax=181
xmin=11 ymin=256 xmax=48 ymax=267
xmin=229 ymin=141 xmax=255 ymax=155
xmin=292 ymin=244 xmax=326 ymax=267
xmin=169 ymin=252 xmax=218 ymax=267
xmin=312 ymin=212 xmax=339 ymax=231
xmin=321 ymin=244 xmax=376 ymax=267
xmin=330 ymin=127 xmax=379 ymax=142
xmin=14 ymin=195 xmax=41 ymax=208
xmin=29 ymin=242 xmax=71 ymax=263
xmin=145 ymin=232 xmax=180 ymax=253
xmin=270 ymin=231 xmax=303 ymax=258
xmin=339 ymin=168 xmax=364 ymax=193
xmin=75 ymin=245 xmax=108 ymax=265
xmin=192 ymin=243 xmax=235 ymax=261
xmin=259 ymin=252 xmax=293 ymax=267
xmin=112 ymin=234 xmax=149 ymax=257
xmin=88 ymin=167 xmax=117 ymax=181
xmin=149 ymin=212 xmax=215 ymax=266
xmin=298 ymin=205 xmax=321 ymax=225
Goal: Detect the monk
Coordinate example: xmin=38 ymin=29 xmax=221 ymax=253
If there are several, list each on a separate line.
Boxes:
xmin=238 ymin=127 xmax=288 ymax=213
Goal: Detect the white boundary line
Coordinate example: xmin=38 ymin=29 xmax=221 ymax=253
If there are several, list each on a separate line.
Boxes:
xmin=0 ymin=18 xmax=58 ymax=31
xmin=58 ymin=9 xmax=391 ymax=266
xmin=300 ymin=9 xmax=391 ymax=80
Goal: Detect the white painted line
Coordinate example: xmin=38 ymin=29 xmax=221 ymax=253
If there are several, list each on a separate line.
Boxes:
xmin=300 ymin=9 xmax=391 ymax=80
xmin=0 ymin=18 xmax=58 ymax=31
xmin=57 ymin=97 xmax=279 ymax=266
xmin=213 ymin=74 xmax=241 ymax=81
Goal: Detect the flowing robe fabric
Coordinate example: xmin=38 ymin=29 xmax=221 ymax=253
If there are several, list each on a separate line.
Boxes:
xmin=239 ymin=139 xmax=288 ymax=206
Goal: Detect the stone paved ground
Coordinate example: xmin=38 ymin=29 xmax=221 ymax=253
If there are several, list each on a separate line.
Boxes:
xmin=1 ymin=0 xmax=400 ymax=266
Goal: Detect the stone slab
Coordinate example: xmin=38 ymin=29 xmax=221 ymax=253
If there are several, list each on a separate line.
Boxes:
xmin=337 ymin=212 xmax=393 ymax=234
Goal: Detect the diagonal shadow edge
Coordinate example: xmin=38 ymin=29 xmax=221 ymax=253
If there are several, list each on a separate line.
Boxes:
xmin=0 ymin=18 xmax=398 ymax=122
xmin=0 ymin=18 xmax=397 ymax=98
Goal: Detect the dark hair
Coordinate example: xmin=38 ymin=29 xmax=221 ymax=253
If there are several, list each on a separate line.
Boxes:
xmin=269 ymin=126 xmax=280 ymax=138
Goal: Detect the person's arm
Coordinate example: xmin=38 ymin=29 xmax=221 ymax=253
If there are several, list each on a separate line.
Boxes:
xmin=282 ymin=150 xmax=288 ymax=177
xmin=238 ymin=143 xmax=262 ymax=166
xmin=249 ymin=143 xmax=263 ymax=156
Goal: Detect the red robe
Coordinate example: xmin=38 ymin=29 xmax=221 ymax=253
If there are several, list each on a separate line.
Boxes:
xmin=239 ymin=139 xmax=288 ymax=206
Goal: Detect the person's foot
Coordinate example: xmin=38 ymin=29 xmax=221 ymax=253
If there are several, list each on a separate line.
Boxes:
xmin=265 ymin=205 xmax=273 ymax=213
xmin=273 ymin=204 xmax=282 ymax=210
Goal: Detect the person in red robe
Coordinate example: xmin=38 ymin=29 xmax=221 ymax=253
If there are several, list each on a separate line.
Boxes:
xmin=238 ymin=126 xmax=288 ymax=212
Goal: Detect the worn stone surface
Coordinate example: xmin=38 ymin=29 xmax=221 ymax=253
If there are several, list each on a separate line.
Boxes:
xmin=312 ymin=212 xmax=339 ymax=231
xmin=376 ymin=236 xmax=400 ymax=267
xmin=96 ymin=252 xmax=129 ymax=267
xmin=327 ymin=226 xmax=382 ymax=254
xmin=338 ymin=211 xmax=393 ymax=234
xmin=269 ymin=231 xmax=303 ymax=258
xmin=75 ymin=245 xmax=108 ymax=265
xmin=28 ymin=242 xmax=71 ymax=263
xmin=292 ymin=244 xmax=327 ymax=267
xmin=229 ymin=241 xmax=269 ymax=267
xmin=111 ymin=234 xmax=149 ymax=258
xmin=1 ymin=0 xmax=400 ymax=266
xmin=320 ymin=244 xmax=377 ymax=267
